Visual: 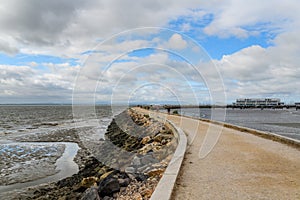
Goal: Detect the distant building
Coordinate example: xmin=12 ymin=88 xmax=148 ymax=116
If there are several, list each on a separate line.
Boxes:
xmin=235 ymin=98 xmax=283 ymax=107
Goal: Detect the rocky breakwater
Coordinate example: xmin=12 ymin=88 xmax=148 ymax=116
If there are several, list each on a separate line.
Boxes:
xmin=10 ymin=108 xmax=177 ymax=199
xmin=81 ymin=108 xmax=178 ymax=199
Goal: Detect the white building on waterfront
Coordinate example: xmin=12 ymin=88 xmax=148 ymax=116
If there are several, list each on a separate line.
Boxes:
xmin=235 ymin=98 xmax=282 ymax=107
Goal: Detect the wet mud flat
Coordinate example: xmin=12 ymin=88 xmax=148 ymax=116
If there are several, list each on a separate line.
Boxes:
xmin=0 ymin=125 xmax=93 ymax=199
xmin=0 ymin=108 xmax=177 ymax=199
xmin=0 ymin=143 xmax=65 ymax=185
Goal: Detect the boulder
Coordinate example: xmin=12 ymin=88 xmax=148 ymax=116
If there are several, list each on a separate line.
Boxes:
xmin=99 ymin=171 xmax=114 ymax=181
xmin=98 ymin=177 xmax=120 ymax=197
xmin=80 ymin=177 xmax=98 ymax=188
xmin=80 ymin=186 xmax=100 ymax=200
xmin=141 ymin=155 xmax=159 ymax=165
xmin=118 ymin=178 xmax=130 ymax=187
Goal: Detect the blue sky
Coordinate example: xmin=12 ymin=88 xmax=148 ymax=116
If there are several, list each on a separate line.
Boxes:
xmin=168 ymin=14 xmax=276 ymax=59
xmin=0 ymin=0 xmax=299 ymax=104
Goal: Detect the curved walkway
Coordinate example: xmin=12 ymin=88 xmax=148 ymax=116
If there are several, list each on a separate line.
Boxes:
xmin=166 ymin=114 xmax=300 ymax=200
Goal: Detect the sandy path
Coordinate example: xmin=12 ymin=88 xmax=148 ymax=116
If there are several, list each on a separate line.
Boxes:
xmin=164 ymin=114 xmax=300 ymax=200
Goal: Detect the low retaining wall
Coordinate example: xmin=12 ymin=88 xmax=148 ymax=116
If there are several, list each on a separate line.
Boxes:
xmin=150 ymin=119 xmax=187 ymax=200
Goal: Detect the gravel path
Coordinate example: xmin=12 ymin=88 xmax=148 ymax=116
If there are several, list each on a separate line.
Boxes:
xmin=166 ymin=115 xmax=300 ymax=200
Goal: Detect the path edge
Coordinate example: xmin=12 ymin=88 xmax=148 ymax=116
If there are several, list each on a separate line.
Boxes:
xmin=150 ymin=120 xmax=187 ymax=200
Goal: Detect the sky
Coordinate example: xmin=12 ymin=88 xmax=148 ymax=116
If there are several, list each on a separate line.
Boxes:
xmin=0 ymin=0 xmax=299 ymax=105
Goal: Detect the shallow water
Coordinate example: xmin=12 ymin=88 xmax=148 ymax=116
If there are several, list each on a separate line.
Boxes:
xmin=0 ymin=105 xmax=126 ymax=192
xmin=178 ymin=108 xmax=300 ymax=140
xmin=0 ymin=142 xmax=79 ymax=193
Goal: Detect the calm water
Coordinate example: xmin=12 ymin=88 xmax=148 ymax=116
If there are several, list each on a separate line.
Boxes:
xmin=179 ymin=108 xmax=300 ymax=140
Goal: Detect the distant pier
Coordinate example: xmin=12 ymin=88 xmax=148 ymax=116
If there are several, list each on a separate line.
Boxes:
xmin=137 ymin=104 xmax=299 ymax=113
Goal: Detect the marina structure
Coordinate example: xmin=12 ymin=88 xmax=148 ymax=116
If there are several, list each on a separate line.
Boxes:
xmin=234 ymin=98 xmax=283 ymax=108
xmin=139 ymin=99 xmax=299 ymax=111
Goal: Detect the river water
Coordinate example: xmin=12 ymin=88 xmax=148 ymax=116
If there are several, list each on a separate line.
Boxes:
xmin=178 ymin=108 xmax=300 ymax=140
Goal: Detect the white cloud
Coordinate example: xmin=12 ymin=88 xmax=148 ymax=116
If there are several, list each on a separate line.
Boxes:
xmin=0 ymin=64 xmax=79 ymax=103
xmin=0 ymin=0 xmax=200 ymax=58
xmin=203 ymin=0 xmax=300 ymax=38
xmin=217 ymin=39 xmax=300 ymax=102
xmin=165 ymin=33 xmax=188 ymax=50
xmin=0 ymin=0 xmax=299 ymax=103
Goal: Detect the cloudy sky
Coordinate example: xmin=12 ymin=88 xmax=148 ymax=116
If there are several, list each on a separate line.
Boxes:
xmin=0 ymin=0 xmax=299 ymax=104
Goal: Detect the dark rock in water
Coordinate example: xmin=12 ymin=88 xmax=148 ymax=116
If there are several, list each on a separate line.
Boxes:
xmin=81 ymin=186 xmax=100 ymax=200
xmin=98 ymin=177 xmax=120 ymax=197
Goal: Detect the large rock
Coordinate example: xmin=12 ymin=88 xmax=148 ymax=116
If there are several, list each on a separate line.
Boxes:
xmin=81 ymin=186 xmax=100 ymax=200
xmin=99 ymin=171 xmax=115 ymax=181
xmin=98 ymin=177 xmax=120 ymax=197
xmin=81 ymin=177 xmax=98 ymax=188
xmin=118 ymin=178 xmax=130 ymax=187
xmin=141 ymin=154 xmax=159 ymax=165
